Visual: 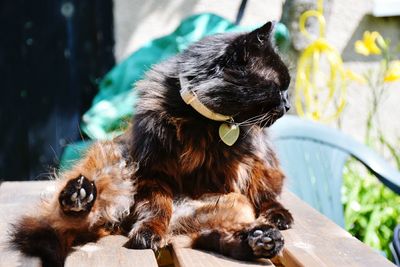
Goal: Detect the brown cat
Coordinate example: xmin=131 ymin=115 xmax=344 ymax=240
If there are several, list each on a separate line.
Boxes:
xmin=12 ymin=139 xmax=284 ymax=267
xmin=125 ymin=21 xmax=292 ymax=249
xmin=11 ymin=21 xmax=293 ymax=266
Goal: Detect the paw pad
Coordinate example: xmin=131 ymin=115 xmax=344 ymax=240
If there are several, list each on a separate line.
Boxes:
xmin=248 ymin=226 xmax=284 ymax=258
xmin=59 ymin=175 xmax=97 ymax=216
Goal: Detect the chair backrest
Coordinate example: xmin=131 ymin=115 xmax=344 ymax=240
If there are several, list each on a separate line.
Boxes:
xmin=391 ymin=225 xmax=400 ymax=266
xmin=269 ymin=115 xmax=400 ymax=227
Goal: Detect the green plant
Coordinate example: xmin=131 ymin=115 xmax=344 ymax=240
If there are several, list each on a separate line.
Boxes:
xmin=343 ymin=159 xmax=400 ymax=259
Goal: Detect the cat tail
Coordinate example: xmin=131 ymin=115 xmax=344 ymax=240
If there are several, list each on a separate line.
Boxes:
xmin=10 ymin=215 xmax=68 ymax=267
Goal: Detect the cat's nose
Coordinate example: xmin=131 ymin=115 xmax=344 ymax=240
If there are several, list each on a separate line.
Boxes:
xmin=280 ymin=91 xmax=290 ymax=112
xmin=284 ymin=103 xmax=290 ymax=112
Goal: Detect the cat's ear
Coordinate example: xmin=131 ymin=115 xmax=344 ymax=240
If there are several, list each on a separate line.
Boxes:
xmin=226 ymin=22 xmax=274 ymax=65
xmin=247 ymin=21 xmax=275 ymax=45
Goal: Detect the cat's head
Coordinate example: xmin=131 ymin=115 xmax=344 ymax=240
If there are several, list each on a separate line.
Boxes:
xmin=178 ymin=22 xmax=290 ymax=127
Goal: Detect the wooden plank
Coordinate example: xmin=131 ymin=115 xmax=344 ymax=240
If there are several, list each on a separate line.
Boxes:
xmin=0 ymin=182 xmax=53 ymax=267
xmin=2 ymin=181 xmax=395 ymax=267
xmin=0 ymin=181 xmax=158 ymax=267
xmin=277 ymin=190 xmax=396 ymax=267
xmin=0 ymin=180 xmax=56 ymax=204
xmin=66 ymin=235 xmax=158 ymax=267
xmin=172 ymin=245 xmax=276 ymax=267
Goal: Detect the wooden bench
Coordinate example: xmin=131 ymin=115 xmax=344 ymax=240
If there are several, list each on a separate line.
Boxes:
xmin=0 ymin=181 xmax=395 ymax=267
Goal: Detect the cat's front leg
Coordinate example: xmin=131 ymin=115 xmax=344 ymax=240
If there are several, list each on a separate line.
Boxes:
xmin=247 ymin=163 xmax=293 ymax=230
xmin=258 ymin=199 xmax=293 ymax=230
xmin=123 ymin=179 xmax=173 ymax=250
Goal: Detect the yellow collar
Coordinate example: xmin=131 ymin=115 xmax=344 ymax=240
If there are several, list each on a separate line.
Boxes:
xmin=179 ymin=76 xmax=232 ymax=122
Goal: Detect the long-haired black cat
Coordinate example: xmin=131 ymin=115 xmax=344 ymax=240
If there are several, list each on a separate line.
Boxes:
xmin=127 ymin=20 xmax=292 ymax=248
xmin=11 ymin=21 xmax=293 ymax=267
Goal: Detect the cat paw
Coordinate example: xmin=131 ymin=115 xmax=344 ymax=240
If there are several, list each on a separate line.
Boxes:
xmin=123 ymin=226 xmax=163 ymax=250
xmin=263 ymin=207 xmax=293 ymax=230
xmin=59 ymin=175 xmax=97 ymax=216
xmin=247 ymin=225 xmax=284 ymax=258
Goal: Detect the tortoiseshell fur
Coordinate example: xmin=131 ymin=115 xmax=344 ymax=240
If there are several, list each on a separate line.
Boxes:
xmin=126 ymin=21 xmax=292 ymax=250
xmin=11 ymin=21 xmax=293 ymax=267
xmin=12 ymin=140 xmax=284 ymax=267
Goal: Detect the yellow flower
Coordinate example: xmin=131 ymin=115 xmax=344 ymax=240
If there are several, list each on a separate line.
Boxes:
xmin=354 ymin=31 xmax=385 ymax=56
xmin=384 ymin=60 xmax=400 ymax=82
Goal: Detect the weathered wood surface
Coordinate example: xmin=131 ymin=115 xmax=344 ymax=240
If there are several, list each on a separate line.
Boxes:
xmin=0 ymin=181 xmax=158 ymax=267
xmin=172 ymin=245 xmax=277 ymax=267
xmin=66 ymin=235 xmax=158 ymax=267
xmin=0 ymin=181 xmax=396 ymax=267
xmin=277 ymin=190 xmax=396 ymax=267
xmin=0 ymin=181 xmax=53 ymax=267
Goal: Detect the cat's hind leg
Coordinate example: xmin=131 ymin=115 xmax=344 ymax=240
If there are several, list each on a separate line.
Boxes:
xmin=10 ymin=140 xmax=135 ymax=267
xmin=59 ymin=175 xmax=97 ymax=216
xmin=10 ymin=175 xmax=103 ymax=267
xmin=170 ymin=193 xmax=284 ymax=260
xmin=192 ymin=222 xmax=284 ymax=260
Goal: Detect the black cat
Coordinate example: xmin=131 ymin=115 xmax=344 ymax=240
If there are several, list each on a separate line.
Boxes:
xmin=126 ymin=21 xmax=292 ymax=249
xmin=11 ymin=21 xmax=292 ymax=267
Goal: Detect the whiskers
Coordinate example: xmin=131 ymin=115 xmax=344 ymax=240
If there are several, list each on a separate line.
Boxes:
xmin=236 ymin=113 xmax=270 ymax=127
xmin=236 ymin=109 xmax=280 ymax=128
xmin=236 ymin=112 xmax=271 ymax=139
xmin=260 ymin=110 xmax=280 ymax=128
xmin=234 ymin=108 xmax=283 ymax=139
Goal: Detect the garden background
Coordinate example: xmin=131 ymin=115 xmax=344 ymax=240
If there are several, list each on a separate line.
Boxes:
xmin=1 ymin=0 xmax=399 ymax=262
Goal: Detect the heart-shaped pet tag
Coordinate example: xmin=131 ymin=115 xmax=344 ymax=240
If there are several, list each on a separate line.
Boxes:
xmin=219 ymin=123 xmax=240 ymax=146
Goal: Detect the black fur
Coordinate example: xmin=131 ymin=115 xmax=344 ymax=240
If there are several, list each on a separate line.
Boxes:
xmin=130 ymin=21 xmax=290 ymax=180
xmin=10 ymin=218 xmax=66 ymax=267
xmin=10 ymin=216 xmax=102 ymax=267
xmin=125 ymin=21 xmax=292 ymax=249
xmin=9 ymin=22 xmax=293 ymax=260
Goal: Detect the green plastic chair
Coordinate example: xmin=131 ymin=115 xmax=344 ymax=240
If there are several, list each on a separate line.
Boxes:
xmin=392 ymin=225 xmax=400 ymax=265
xmin=269 ymin=115 xmax=400 ymax=227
